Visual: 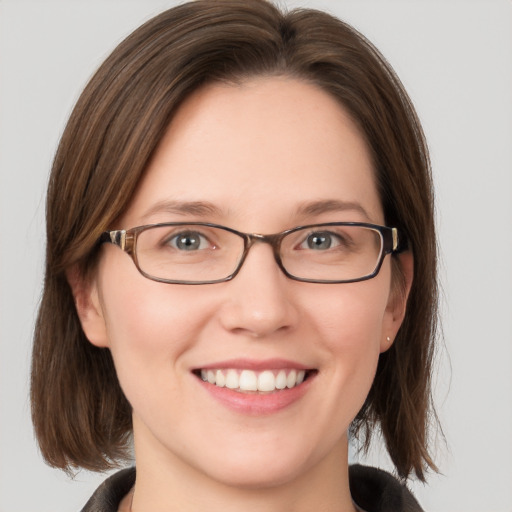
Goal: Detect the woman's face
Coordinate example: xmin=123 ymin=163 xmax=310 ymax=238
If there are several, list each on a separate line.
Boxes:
xmin=79 ymin=77 xmax=409 ymax=489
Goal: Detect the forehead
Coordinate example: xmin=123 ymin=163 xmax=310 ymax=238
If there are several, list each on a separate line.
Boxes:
xmin=122 ymin=77 xmax=382 ymax=229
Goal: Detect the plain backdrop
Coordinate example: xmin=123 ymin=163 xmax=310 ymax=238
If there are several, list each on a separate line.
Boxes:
xmin=0 ymin=1 xmax=511 ymax=511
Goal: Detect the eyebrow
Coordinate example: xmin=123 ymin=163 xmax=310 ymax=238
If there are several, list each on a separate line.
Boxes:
xmin=140 ymin=200 xmax=225 ymax=221
xmin=295 ymin=199 xmax=372 ymax=221
xmin=140 ymin=198 xmax=372 ymax=223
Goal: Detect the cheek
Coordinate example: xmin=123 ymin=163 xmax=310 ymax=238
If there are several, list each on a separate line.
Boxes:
xmin=306 ymin=275 xmax=391 ymax=400
xmin=310 ymin=275 xmax=390 ymax=350
xmin=97 ymin=265 xmax=216 ymax=402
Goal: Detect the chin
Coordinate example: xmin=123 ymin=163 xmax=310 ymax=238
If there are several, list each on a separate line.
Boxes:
xmin=203 ymin=458 xmax=308 ymax=490
xmin=190 ymin=437 xmax=331 ymax=491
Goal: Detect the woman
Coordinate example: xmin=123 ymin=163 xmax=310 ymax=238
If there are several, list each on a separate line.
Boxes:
xmin=31 ymin=1 xmax=438 ymax=511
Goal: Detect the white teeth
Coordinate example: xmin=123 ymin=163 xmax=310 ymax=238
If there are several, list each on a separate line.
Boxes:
xmin=215 ymin=369 xmax=226 ymax=388
xmin=257 ymin=370 xmax=275 ymax=392
xmin=275 ymin=370 xmax=287 ymax=389
xmin=239 ymin=370 xmax=258 ymax=391
xmin=199 ymin=368 xmax=308 ymax=392
xmin=286 ymin=369 xmax=297 ymax=389
xmin=225 ymin=369 xmax=239 ymax=389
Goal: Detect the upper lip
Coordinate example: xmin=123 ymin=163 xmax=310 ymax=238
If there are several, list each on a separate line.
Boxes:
xmin=193 ymin=358 xmax=312 ymax=371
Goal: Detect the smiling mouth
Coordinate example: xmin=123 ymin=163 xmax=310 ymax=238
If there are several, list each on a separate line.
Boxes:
xmin=194 ymin=368 xmax=316 ymax=393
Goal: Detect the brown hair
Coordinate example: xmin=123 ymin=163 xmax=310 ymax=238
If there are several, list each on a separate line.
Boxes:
xmin=31 ymin=0 xmax=438 ymax=481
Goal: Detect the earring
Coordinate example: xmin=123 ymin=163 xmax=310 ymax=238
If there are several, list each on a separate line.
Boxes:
xmin=386 ymin=336 xmax=391 ymax=343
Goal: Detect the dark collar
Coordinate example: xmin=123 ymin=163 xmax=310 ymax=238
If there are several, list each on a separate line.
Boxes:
xmin=80 ymin=467 xmax=135 ymax=512
xmin=349 ymin=464 xmax=424 ymax=512
xmin=81 ymin=464 xmax=423 ymax=512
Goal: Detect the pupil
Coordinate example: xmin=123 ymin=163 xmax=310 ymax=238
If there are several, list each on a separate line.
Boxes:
xmin=177 ymin=233 xmax=199 ymax=250
xmin=308 ymin=233 xmax=331 ymax=250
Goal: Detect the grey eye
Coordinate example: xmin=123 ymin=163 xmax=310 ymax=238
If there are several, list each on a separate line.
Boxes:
xmin=303 ymin=232 xmax=339 ymax=250
xmin=170 ymin=231 xmax=209 ymax=251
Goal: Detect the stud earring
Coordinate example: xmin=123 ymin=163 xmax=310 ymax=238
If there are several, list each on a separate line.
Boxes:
xmin=386 ymin=336 xmax=391 ymax=343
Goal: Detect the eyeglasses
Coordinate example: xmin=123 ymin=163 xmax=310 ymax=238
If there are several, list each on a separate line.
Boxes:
xmin=98 ymin=222 xmax=403 ymax=285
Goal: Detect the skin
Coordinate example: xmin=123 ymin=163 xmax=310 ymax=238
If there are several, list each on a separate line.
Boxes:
xmin=74 ymin=77 xmax=412 ymax=512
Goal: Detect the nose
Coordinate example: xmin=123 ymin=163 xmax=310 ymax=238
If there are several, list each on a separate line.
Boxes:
xmin=218 ymin=242 xmax=300 ymax=338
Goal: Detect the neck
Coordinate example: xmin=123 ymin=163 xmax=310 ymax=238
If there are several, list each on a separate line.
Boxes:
xmin=129 ymin=420 xmax=357 ymax=512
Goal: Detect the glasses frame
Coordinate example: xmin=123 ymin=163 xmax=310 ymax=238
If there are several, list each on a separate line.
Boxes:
xmin=97 ymin=222 xmax=403 ymax=285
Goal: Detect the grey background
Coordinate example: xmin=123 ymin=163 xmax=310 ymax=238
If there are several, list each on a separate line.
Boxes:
xmin=1 ymin=1 xmax=511 ymax=511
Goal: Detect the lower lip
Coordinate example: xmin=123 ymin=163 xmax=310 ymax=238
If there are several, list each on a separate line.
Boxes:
xmin=196 ymin=374 xmax=315 ymax=415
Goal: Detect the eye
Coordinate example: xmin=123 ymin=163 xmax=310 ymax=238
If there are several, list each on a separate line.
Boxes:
xmin=167 ymin=231 xmax=211 ymax=251
xmin=300 ymin=231 xmax=342 ymax=250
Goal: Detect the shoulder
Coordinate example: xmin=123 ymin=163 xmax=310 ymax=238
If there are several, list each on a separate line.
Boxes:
xmin=80 ymin=468 xmax=136 ymax=512
xmin=349 ymin=464 xmax=424 ymax=512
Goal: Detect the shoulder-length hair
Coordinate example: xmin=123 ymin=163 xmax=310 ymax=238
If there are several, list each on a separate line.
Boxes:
xmin=31 ymin=0 xmax=438 ymax=481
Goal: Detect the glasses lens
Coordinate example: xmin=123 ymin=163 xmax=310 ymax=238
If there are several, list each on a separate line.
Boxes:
xmin=135 ymin=225 xmax=244 ymax=283
xmin=281 ymin=225 xmax=383 ymax=282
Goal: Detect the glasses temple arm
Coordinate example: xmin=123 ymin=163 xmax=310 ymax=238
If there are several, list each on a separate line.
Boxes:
xmin=98 ymin=230 xmax=127 ymax=250
xmin=392 ymin=228 xmax=409 ymax=253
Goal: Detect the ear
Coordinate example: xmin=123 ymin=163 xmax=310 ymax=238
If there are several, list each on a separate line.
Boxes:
xmin=66 ymin=265 xmax=109 ymax=348
xmin=380 ymin=251 xmax=414 ymax=353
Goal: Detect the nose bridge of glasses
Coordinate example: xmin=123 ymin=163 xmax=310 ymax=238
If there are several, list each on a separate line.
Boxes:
xmin=246 ymin=232 xmax=283 ymax=254
xmin=241 ymin=232 xmax=285 ymax=270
